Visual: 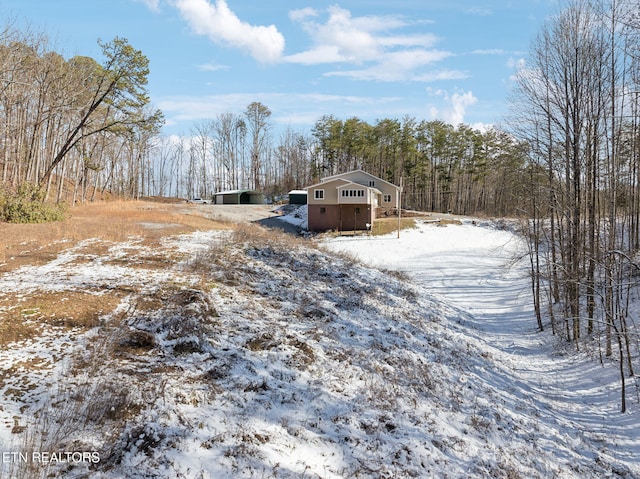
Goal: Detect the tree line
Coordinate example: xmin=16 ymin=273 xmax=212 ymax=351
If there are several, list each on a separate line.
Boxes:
xmin=0 ymin=22 xmax=162 ymax=205
xmin=512 ymin=0 xmax=640 ymax=412
xmin=150 ymin=111 xmax=532 ymax=217
xmin=0 ymin=20 xmax=535 ymax=217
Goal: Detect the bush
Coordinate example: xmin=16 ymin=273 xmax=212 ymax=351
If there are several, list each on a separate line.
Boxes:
xmin=0 ymin=182 xmax=67 ymax=223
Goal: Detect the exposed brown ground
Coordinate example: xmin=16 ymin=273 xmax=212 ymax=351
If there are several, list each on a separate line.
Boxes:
xmin=0 ymin=198 xmax=231 ymax=273
xmin=0 ymin=199 xmax=234 ymax=348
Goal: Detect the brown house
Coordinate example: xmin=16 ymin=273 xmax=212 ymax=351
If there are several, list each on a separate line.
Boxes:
xmin=305 ymin=170 xmax=401 ymax=232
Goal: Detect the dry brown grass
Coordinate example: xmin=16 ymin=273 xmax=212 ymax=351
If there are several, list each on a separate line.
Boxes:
xmin=231 ymin=221 xmax=308 ymax=250
xmin=372 ymin=217 xmax=417 ymax=236
xmin=0 ymin=198 xmax=231 ymax=348
xmin=0 ymin=291 xmax=126 ymax=347
xmin=0 ymin=199 xmax=230 ymax=273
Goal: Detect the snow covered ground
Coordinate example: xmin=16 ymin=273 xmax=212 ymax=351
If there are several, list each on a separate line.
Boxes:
xmin=0 ymin=208 xmax=638 ymax=478
xmin=322 ymin=217 xmax=640 ymax=478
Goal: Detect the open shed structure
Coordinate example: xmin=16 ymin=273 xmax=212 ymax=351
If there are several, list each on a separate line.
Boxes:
xmin=288 ymin=190 xmax=308 ymax=205
xmin=214 ymin=189 xmax=264 ymax=205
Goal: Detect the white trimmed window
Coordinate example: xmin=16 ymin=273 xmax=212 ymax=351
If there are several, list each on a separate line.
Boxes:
xmin=383 ymin=194 xmax=392 ymax=203
xmin=314 ymin=189 xmax=325 ymax=200
xmin=341 ymin=189 xmax=365 ymax=197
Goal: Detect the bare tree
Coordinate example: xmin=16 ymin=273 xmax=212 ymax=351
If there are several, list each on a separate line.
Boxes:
xmin=38 ymin=37 xmax=162 ymax=191
xmin=244 ymin=101 xmax=271 ymax=190
xmin=510 ymin=0 xmax=640 ymax=412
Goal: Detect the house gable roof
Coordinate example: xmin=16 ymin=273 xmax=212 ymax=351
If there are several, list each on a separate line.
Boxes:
xmin=319 ymin=169 xmax=400 ymax=191
xmin=304 ymin=178 xmax=350 ymax=190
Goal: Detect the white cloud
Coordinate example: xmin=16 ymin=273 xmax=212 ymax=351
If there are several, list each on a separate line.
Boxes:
xmin=284 ymin=5 xmax=454 ymax=83
xmin=134 ymin=0 xmax=161 ymax=12
xmin=285 ymin=45 xmax=345 ymax=65
xmin=507 ymin=56 xmax=528 ymax=82
xmin=286 ymin=6 xmax=412 ymax=65
xmin=173 ymin=0 xmax=285 ymax=63
xmin=380 ymin=34 xmax=439 ymax=48
xmin=314 ymin=5 xmax=382 ymax=62
xmin=507 ymin=56 xmax=527 ymax=70
xmin=289 ymin=7 xmax=317 ymax=22
xmin=157 ymin=92 xmax=403 ymax=130
xmin=325 ymin=49 xmax=464 ymax=83
xmin=197 ymin=62 xmax=229 ymax=72
xmin=472 ymin=48 xmax=506 ymax=55
xmin=429 ymin=89 xmax=478 ymax=125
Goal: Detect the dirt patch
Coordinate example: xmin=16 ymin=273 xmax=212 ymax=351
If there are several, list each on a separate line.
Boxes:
xmin=188 ymin=204 xmax=278 ymax=223
xmin=0 ymin=291 xmax=126 ymax=347
xmin=0 ymin=199 xmax=231 ymax=273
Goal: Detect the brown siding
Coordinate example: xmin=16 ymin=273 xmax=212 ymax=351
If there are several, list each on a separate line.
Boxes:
xmin=308 ymin=204 xmax=341 ymax=232
xmin=307 ymin=204 xmax=374 ymax=232
xmin=339 ymin=204 xmax=374 ymax=231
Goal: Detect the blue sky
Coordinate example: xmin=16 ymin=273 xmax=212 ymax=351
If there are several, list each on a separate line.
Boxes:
xmin=1 ymin=0 xmax=559 ymax=136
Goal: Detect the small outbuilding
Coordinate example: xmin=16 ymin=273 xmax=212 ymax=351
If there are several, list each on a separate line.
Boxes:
xmin=214 ymin=189 xmax=264 ymax=205
xmin=288 ymin=190 xmax=308 ymax=205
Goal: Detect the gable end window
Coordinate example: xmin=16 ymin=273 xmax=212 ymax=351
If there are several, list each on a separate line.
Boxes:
xmin=314 ymin=189 xmax=325 ymax=200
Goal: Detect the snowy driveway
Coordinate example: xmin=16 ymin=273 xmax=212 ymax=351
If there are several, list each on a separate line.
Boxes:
xmin=324 ymin=219 xmax=640 ymax=477
xmin=324 ymin=220 xmax=532 ymax=340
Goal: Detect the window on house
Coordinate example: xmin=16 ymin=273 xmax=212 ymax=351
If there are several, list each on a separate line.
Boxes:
xmin=341 ymin=189 xmax=365 ymax=197
xmin=383 ymin=194 xmax=392 ymax=203
xmin=315 ymin=189 xmax=324 ymax=200
xmin=320 ymin=207 xmax=326 ymax=213
xmin=369 ymin=180 xmax=375 ymax=187
xmin=355 ymin=207 xmax=360 ymax=214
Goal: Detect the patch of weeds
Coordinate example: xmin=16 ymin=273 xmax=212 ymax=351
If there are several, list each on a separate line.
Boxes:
xmin=438 ymin=218 xmax=463 ymax=226
xmin=0 ymin=182 xmax=67 ymax=224
xmin=124 ymin=285 xmax=220 ymax=361
xmin=0 ymin=291 xmax=123 ymax=347
xmin=129 ymin=286 xmax=219 ymax=337
xmin=287 ymin=336 xmax=316 ymax=369
xmin=116 ymin=329 xmax=156 ymax=355
xmin=103 ymin=249 xmax=180 ymax=270
xmin=371 ymin=217 xmax=416 ymax=236
xmin=124 ymin=424 xmax=166 ymax=456
xmin=469 ymin=410 xmax=493 ymax=433
xmin=0 ymin=307 xmax=44 ymax=346
xmin=245 ymin=333 xmax=278 ymax=352
xmin=172 ymin=338 xmax=204 ymax=355
xmin=244 ymin=379 xmax=270 ymax=393
xmin=232 ymin=222 xmax=304 ymax=252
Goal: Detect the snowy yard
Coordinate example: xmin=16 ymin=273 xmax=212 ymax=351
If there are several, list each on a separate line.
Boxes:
xmin=323 ymin=218 xmax=640 ymax=478
xmin=0 ymin=209 xmax=638 ymax=478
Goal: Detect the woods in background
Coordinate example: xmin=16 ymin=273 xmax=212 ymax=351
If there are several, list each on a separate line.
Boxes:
xmin=0 ymin=21 xmax=531 ymax=217
xmin=0 ymin=24 xmax=162 ymax=204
